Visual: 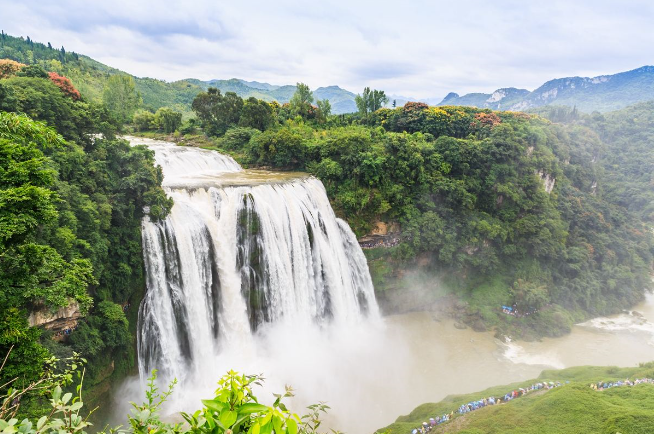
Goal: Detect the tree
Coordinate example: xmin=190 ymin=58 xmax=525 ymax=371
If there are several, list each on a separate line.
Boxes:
xmin=355 ymin=87 xmax=388 ymax=116
xmin=47 ymin=72 xmax=81 ymax=100
xmin=219 ymin=92 xmax=244 ymax=128
xmin=191 ymin=88 xmax=244 ymax=136
xmin=239 ymin=97 xmax=273 ymax=131
xmin=16 ymin=64 xmax=48 ymax=78
xmin=191 ymin=87 xmax=223 ymax=135
xmin=154 ymin=107 xmax=182 ymax=133
xmin=316 ymin=99 xmax=331 ymax=123
xmin=0 ymin=59 xmax=25 ymax=79
xmin=102 ymin=74 xmax=141 ymax=124
xmin=289 ymin=82 xmax=314 ymax=118
xmin=133 ymin=109 xmax=156 ymax=131
xmin=1 ymin=76 xmax=93 ymax=142
xmin=371 ymin=89 xmax=389 ymax=111
xmin=510 ymin=279 xmax=550 ymax=311
xmin=0 ymin=112 xmax=95 ymax=310
xmin=0 ymin=112 xmax=96 ymax=388
xmin=355 ymin=87 xmax=371 ymax=116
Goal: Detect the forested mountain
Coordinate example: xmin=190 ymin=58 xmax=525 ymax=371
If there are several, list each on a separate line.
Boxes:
xmin=534 ymin=102 xmax=654 ymax=223
xmin=439 ymin=66 xmax=654 ymax=112
xmin=0 ymin=33 xmax=358 ymax=114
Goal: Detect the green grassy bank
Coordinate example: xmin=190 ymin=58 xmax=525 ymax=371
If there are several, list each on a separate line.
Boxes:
xmin=379 ymin=363 xmax=654 ymax=434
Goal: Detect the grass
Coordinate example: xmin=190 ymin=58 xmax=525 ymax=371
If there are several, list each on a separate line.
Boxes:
xmin=377 ymin=364 xmax=654 ymax=434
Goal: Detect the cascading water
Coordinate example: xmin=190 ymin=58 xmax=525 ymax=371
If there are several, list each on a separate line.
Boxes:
xmin=132 ymin=137 xmax=379 ymax=385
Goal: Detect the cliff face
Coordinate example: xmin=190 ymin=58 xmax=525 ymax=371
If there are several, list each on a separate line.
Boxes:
xmin=29 ymin=302 xmax=81 ymax=339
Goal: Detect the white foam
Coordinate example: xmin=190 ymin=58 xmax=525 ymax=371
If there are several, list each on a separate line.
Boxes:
xmin=501 ymin=338 xmax=565 ymax=369
xmin=577 ymin=310 xmax=654 ymax=346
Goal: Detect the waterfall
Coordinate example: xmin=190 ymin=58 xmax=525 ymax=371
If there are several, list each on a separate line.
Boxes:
xmin=133 ymin=138 xmax=379 ymax=384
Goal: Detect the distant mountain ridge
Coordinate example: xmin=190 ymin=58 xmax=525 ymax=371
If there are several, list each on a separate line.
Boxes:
xmin=439 ymin=66 xmax=654 ymax=112
xmin=184 ymin=78 xmax=359 ymax=113
xmin=3 ymin=32 xmax=654 ymax=115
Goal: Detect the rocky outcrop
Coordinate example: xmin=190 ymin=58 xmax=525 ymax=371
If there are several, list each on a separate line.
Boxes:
xmin=537 ymin=171 xmax=556 ymax=194
xmin=359 ymin=221 xmax=401 ymax=249
xmin=369 ymin=221 xmax=400 ymax=236
xmin=29 ymin=301 xmax=81 ymax=337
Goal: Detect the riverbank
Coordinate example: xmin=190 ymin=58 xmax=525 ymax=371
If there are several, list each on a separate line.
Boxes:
xmin=378 ymin=363 xmax=654 ymax=434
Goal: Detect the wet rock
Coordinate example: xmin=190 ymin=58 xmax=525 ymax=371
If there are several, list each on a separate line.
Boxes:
xmin=472 ymin=319 xmax=487 ymax=332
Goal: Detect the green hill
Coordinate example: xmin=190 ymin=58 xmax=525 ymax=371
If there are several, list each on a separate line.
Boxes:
xmin=379 ymin=364 xmax=654 ymax=434
xmin=0 ymin=33 xmax=358 ymax=115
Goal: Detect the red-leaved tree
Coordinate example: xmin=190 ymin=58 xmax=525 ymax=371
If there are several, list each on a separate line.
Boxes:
xmin=47 ymin=72 xmax=81 ymax=101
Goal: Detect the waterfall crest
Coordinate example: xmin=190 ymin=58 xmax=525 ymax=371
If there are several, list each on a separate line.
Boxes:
xmin=134 ymin=138 xmax=379 ymax=383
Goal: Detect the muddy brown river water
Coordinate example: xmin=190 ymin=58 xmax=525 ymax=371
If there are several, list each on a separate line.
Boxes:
xmin=307 ymin=294 xmax=654 ymax=433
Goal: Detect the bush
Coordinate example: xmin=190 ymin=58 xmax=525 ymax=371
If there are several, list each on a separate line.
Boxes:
xmin=216 ymin=126 xmax=260 ymax=151
xmin=0 ymin=366 xmax=333 ymax=434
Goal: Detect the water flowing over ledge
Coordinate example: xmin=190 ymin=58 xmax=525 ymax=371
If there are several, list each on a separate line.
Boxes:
xmin=130 ymin=137 xmax=379 ymax=384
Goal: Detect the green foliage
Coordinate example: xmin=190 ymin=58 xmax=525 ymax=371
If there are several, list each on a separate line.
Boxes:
xmin=0 ymin=366 xmax=334 ymax=434
xmin=216 ymin=127 xmax=261 ymax=151
xmin=133 ymin=110 xmax=156 ymax=132
xmin=248 ymin=123 xmax=312 ymax=168
xmin=587 ymin=101 xmax=654 ymax=223
xmin=191 ymin=88 xmax=245 ymax=136
xmin=0 ymin=112 xmax=95 ymax=314
xmin=154 ymin=108 xmax=182 ymax=134
xmin=315 ymin=99 xmax=331 ymax=123
xmin=0 ymin=66 xmax=170 ymax=400
xmin=0 ymin=309 xmax=51 ymax=388
xmin=102 ymin=75 xmax=141 ymax=124
xmin=133 ymin=108 xmax=183 ymax=134
xmin=16 ymin=64 xmax=49 ymax=79
xmin=289 ymin=83 xmax=314 ymax=119
xmin=239 ymin=97 xmax=274 ymax=131
xmin=0 ymin=353 xmax=87 ymax=422
xmin=355 ymin=87 xmax=388 ymax=116
xmin=510 ymin=279 xmax=549 ymax=311
xmin=0 ymin=76 xmax=110 ymax=143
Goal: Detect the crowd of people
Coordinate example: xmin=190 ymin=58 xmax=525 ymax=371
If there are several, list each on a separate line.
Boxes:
xmin=501 ymin=304 xmax=538 ymax=318
xmin=591 ymin=378 xmax=654 ymax=390
xmin=359 ymin=237 xmax=401 ymax=249
xmin=53 ymin=324 xmax=78 ymax=338
xmin=409 ymin=381 xmax=564 ymax=434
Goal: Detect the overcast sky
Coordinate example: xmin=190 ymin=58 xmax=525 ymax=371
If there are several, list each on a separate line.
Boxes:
xmin=1 ymin=0 xmax=653 ymax=99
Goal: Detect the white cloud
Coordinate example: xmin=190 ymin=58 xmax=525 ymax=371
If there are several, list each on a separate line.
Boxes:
xmin=1 ymin=0 xmax=653 ymax=99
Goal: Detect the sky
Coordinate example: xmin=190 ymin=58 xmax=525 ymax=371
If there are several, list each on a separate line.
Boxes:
xmin=1 ymin=0 xmax=653 ymax=100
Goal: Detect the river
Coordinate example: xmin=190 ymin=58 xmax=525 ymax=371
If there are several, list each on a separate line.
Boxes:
xmin=328 ymin=293 xmax=654 ymax=433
